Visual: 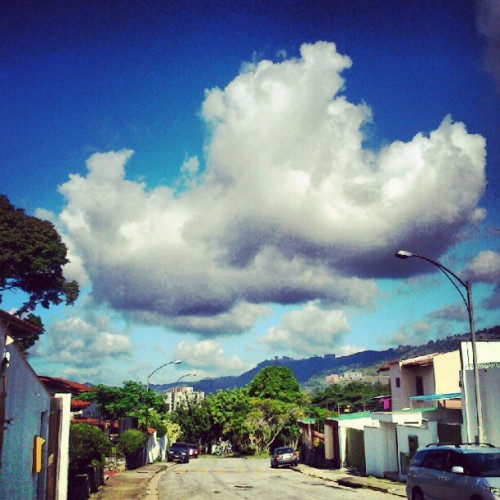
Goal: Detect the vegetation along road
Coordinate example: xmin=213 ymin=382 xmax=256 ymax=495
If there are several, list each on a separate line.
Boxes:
xmin=157 ymin=457 xmax=396 ymax=499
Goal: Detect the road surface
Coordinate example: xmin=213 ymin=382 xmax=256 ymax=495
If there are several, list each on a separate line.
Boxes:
xmin=157 ymin=457 xmax=399 ymax=499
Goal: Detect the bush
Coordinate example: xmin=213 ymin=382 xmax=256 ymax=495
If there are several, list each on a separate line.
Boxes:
xmin=117 ymin=429 xmax=148 ymax=456
xmin=69 ymin=423 xmax=111 ymax=472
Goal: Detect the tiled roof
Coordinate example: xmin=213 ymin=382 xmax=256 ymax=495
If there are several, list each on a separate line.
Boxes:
xmin=0 ymin=309 xmax=43 ymax=334
xmin=39 ymin=376 xmax=92 ymax=394
xmin=71 ymin=399 xmax=92 ymax=410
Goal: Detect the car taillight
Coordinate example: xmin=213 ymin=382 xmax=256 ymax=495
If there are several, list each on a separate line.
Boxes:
xmin=275 ymin=455 xmax=282 ymax=459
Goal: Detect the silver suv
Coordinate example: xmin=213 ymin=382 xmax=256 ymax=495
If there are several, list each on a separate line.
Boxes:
xmin=406 ymin=443 xmax=500 ymax=500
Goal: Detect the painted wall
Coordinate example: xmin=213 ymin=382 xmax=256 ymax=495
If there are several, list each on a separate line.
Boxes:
xmin=0 ymin=334 xmax=51 ymax=499
xmin=433 ymin=351 xmax=461 ymax=395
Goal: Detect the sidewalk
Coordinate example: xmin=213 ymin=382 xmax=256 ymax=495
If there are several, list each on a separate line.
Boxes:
xmin=293 ymin=464 xmax=407 ymax=497
xmin=90 ymin=463 xmax=168 ymax=499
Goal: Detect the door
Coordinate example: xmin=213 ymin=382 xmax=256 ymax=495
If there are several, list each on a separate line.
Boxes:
xmin=45 ymin=398 xmax=62 ymax=500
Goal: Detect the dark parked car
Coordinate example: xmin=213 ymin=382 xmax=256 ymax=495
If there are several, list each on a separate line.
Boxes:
xmin=185 ymin=443 xmax=199 ymax=458
xmin=406 ymin=443 xmax=500 ymax=500
xmin=270 ymin=447 xmax=299 ymax=468
xmin=167 ymin=443 xmax=190 ymax=463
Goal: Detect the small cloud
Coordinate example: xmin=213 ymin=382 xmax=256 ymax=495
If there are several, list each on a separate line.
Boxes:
xmin=463 ymin=250 xmax=500 ymax=283
xmin=172 ymin=339 xmax=250 ymax=376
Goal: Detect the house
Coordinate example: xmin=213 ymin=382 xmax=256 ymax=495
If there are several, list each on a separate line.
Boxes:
xmin=0 ymin=310 xmax=71 ymax=500
xmin=385 ymin=351 xmax=462 ymax=411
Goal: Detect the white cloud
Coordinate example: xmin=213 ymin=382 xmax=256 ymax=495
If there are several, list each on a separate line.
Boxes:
xmin=56 ymin=41 xmax=487 ymax=336
xmin=257 ymin=302 xmax=350 ymax=356
xmin=31 ymin=312 xmax=134 ymax=383
xmin=464 ymin=250 xmax=500 ymax=283
xmin=172 ymin=339 xmax=250 ymax=376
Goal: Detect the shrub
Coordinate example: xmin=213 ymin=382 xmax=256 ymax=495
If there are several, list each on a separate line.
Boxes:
xmin=117 ymin=429 xmax=148 ymax=456
xmin=69 ymin=423 xmax=111 ymax=472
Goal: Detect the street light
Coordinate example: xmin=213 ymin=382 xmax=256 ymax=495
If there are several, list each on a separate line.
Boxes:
xmin=395 ymin=250 xmax=484 ymax=443
xmin=146 ymin=359 xmax=182 ymax=392
xmin=176 ymin=373 xmax=197 ymax=385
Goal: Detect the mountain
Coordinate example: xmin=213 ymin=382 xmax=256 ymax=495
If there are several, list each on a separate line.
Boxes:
xmin=152 ymin=325 xmax=500 ymax=395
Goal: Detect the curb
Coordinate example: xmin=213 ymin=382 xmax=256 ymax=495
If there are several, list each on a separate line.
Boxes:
xmin=293 ymin=465 xmax=407 ymax=498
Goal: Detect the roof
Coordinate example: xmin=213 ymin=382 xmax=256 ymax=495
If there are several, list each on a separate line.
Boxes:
xmin=39 ymin=376 xmax=92 ymax=394
xmin=0 ymin=309 xmax=43 ymax=335
xmin=387 ymin=353 xmax=440 ymax=368
xmin=71 ymin=399 xmax=92 ymax=410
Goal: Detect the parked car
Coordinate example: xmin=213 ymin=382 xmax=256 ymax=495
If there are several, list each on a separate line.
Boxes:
xmin=167 ymin=443 xmax=190 ymax=463
xmin=184 ymin=442 xmax=199 ymax=458
xmin=270 ymin=447 xmax=299 ymax=468
xmin=406 ymin=443 xmax=500 ymax=500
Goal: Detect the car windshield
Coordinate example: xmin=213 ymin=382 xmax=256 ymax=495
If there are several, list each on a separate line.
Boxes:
xmin=465 ymin=452 xmax=500 ymax=477
xmin=275 ymin=448 xmax=294 ymax=454
xmin=170 ymin=444 xmax=187 ymax=449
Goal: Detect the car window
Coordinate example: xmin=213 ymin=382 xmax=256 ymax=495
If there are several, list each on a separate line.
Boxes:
xmin=465 ymin=452 xmax=500 ymax=477
xmin=422 ymin=450 xmax=449 ymax=471
xmin=410 ymin=450 xmax=427 ymax=467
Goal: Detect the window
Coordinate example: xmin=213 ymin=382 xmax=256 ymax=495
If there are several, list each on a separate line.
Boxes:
xmin=395 ymin=377 xmax=401 ymax=388
xmin=422 ymin=450 xmax=448 ymax=471
xmin=416 ymin=376 xmax=424 ymax=395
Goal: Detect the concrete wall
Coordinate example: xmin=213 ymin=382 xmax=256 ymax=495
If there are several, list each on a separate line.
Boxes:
xmin=0 ymin=334 xmax=52 ymax=499
xmin=461 ymin=367 xmax=500 ymax=445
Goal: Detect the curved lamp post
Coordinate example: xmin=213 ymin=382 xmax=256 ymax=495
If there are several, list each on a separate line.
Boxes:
xmin=176 ymin=373 xmax=197 ymax=385
xmin=146 ymin=359 xmax=182 ymax=393
xmin=395 ymin=250 xmax=484 ymax=443
xmin=145 ymin=359 xmax=181 ymax=432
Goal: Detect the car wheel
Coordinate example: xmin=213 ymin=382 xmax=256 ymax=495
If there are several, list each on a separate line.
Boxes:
xmin=167 ymin=456 xmax=172 ymax=462
xmin=412 ymin=488 xmax=424 ymax=500
xmin=184 ymin=456 xmax=190 ymax=463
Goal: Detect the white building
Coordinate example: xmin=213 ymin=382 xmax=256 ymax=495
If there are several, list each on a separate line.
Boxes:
xmin=164 ymin=386 xmax=205 ymax=412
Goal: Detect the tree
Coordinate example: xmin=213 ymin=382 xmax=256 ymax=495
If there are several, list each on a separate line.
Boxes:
xmin=0 ymin=194 xmax=79 ymax=315
xmin=248 ymin=366 xmax=305 ymax=404
xmin=80 ymin=381 xmax=165 ymax=423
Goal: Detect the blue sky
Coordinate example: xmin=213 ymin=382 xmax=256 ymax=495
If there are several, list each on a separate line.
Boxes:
xmin=1 ymin=0 xmax=498 ymax=386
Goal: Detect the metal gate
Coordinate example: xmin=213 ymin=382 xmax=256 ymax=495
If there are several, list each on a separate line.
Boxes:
xmin=345 ymin=428 xmax=365 ymax=473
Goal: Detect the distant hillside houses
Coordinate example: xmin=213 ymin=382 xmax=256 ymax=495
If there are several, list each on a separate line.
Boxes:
xmin=326 ymin=370 xmax=363 ymax=383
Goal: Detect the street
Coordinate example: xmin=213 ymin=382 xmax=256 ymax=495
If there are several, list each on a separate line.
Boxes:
xmin=157 ymin=457 xmax=399 ymax=499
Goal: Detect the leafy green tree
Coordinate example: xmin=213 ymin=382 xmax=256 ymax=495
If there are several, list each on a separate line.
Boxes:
xmin=310 ymin=380 xmax=388 ymax=412
xmin=248 ymin=366 xmax=305 ymax=404
xmin=81 ymin=381 xmax=164 ymax=422
xmin=0 ymin=194 xmax=79 ymax=315
xmin=206 ymin=387 xmax=251 ymax=444
xmin=243 ymin=398 xmax=304 ymax=453
xmin=172 ymin=398 xmax=212 ymax=444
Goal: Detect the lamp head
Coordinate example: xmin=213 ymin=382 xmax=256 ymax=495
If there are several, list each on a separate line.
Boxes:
xmin=173 ymin=360 xmax=182 ymax=364
xmin=395 ymin=250 xmax=414 ymax=259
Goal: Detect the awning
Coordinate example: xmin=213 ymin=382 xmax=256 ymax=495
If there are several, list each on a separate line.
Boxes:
xmin=409 ymin=392 xmax=461 ymax=401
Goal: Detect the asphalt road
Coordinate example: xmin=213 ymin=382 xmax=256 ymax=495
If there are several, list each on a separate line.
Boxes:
xmin=158 ymin=457 xmax=396 ymax=499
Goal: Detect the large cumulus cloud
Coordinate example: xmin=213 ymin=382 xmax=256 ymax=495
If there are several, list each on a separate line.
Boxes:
xmin=58 ymin=42 xmax=487 ymax=334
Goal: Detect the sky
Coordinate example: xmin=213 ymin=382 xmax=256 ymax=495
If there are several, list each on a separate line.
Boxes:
xmin=1 ymin=0 xmax=499 ymax=386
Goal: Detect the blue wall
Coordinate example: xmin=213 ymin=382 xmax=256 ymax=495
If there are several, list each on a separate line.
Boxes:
xmin=0 ymin=339 xmax=51 ymax=499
